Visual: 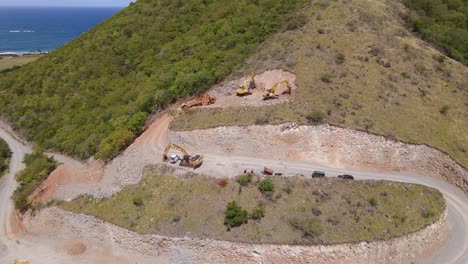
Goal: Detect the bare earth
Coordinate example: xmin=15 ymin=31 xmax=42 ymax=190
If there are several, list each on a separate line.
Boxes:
xmin=0 ymin=111 xmax=467 ymax=263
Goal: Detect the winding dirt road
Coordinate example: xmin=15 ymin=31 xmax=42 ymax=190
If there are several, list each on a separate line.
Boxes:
xmin=0 ymin=117 xmax=466 ymax=263
xmin=0 ymin=125 xmax=31 ymax=238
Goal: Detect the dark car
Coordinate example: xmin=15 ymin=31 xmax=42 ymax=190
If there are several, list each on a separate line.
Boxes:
xmin=338 ymin=174 xmax=354 ymax=180
xmin=311 ymin=171 xmax=325 ymax=178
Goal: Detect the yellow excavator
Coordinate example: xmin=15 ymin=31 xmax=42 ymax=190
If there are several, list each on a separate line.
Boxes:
xmin=235 ymin=73 xmax=256 ymax=96
xmin=263 ymin=80 xmax=291 ymax=100
xmin=162 ymin=143 xmax=204 ymax=169
xmin=13 ymin=261 xmax=31 ymax=264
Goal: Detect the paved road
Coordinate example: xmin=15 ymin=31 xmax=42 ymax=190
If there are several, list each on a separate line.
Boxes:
xmin=0 ymin=126 xmax=466 ymax=263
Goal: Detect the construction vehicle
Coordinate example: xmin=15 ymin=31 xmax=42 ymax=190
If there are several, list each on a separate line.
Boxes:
xmin=177 ymin=94 xmax=215 ymax=114
xmin=263 ymin=167 xmax=273 ymax=175
xmin=235 ymin=73 xmax=256 ymax=96
xmin=13 ymin=261 xmax=31 ymax=264
xmin=162 ymin=143 xmax=204 ymax=169
xmin=263 ymin=80 xmax=291 ymax=100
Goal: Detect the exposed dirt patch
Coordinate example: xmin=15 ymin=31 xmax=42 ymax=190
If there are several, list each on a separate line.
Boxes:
xmin=22 ymin=206 xmax=448 ymax=264
xmin=199 ymin=69 xmax=297 ymax=109
xmin=50 ymin=113 xmax=174 ymax=200
xmin=32 ymin=158 xmax=104 ymax=202
xmin=56 ymin=238 xmax=87 ymax=255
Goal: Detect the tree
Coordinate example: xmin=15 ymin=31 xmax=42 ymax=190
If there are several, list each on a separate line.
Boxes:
xmin=224 ymin=201 xmax=248 ymax=228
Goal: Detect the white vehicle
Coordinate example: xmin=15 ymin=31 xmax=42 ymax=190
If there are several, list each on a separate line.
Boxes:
xmin=169 ymin=154 xmax=180 ymax=164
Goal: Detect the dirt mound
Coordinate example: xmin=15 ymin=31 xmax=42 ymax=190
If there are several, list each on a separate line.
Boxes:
xmin=57 ymin=239 xmax=87 ymax=255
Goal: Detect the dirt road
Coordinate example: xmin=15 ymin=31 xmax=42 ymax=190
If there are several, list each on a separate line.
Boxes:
xmin=196 ymin=153 xmax=468 ymax=263
xmin=0 ymin=125 xmax=31 ymax=238
xmin=0 ymin=116 xmax=466 ymax=263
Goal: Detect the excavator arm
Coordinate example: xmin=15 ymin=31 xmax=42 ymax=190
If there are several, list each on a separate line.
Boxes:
xmin=236 ymin=73 xmax=256 ymax=96
xmin=163 ymin=143 xmax=189 ymax=161
xmin=263 ymin=80 xmax=291 ymax=100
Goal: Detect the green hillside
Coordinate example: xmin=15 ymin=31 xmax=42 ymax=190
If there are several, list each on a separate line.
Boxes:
xmin=172 ymin=0 xmax=468 ymax=167
xmin=403 ymin=0 xmax=468 ymax=65
xmin=0 ymin=0 xmax=307 ymax=159
xmin=0 ymin=0 xmax=466 ymax=167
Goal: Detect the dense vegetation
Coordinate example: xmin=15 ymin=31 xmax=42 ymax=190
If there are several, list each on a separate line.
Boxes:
xmin=61 ymin=167 xmax=445 ymax=244
xmin=0 ymin=0 xmax=308 ymax=159
xmin=403 ymin=0 xmax=468 ymax=65
xmin=13 ymin=152 xmax=57 ymax=212
xmin=0 ymin=138 xmax=11 ymax=176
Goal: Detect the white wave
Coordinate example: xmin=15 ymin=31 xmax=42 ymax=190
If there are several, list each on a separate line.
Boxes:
xmin=23 ymin=30 xmax=35 ymax=33
xmin=9 ymin=30 xmax=21 ymax=33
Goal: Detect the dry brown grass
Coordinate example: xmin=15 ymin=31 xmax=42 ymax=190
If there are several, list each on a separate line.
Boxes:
xmin=171 ymin=0 xmax=468 ymax=167
xmin=60 ymin=165 xmax=445 ymax=245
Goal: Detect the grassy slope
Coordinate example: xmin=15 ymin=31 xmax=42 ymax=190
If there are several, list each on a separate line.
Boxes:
xmin=60 ymin=166 xmax=445 ymax=245
xmin=0 ymin=55 xmax=42 ymax=71
xmin=0 ymin=0 xmax=308 ymax=159
xmin=172 ymin=0 xmax=468 ymax=167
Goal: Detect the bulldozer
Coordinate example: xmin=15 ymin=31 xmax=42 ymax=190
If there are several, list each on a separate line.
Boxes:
xmin=263 ymin=80 xmax=291 ymax=100
xmin=162 ymin=143 xmax=204 ymax=169
xmin=235 ymin=73 xmax=256 ymax=96
xmin=177 ymin=94 xmax=215 ymax=114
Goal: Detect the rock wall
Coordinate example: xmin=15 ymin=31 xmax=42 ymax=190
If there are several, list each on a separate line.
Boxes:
xmin=170 ymin=124 xmax=468 ymax=194
xmin=27 ymin=207 xmax=448 ymax=264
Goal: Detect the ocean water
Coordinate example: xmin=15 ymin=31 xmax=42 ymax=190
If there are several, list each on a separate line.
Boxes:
xmin=0 ymin=7 xmax=123 ymax=54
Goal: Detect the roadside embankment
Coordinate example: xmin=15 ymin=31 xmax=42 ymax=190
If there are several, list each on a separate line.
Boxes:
xmin=170 ymin=123 xmax=468 ymax=194
xmin=24 ymin=207 xmax=448 ymax=263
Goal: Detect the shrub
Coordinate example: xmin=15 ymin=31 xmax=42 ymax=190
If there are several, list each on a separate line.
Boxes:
xmin=258 ymin=179 xmax=275 ymax=196
xmin=286 ymin=14 xmax=308 ymax=30
xmin=0 ymin=138 xmax=11 ymax=175
xmin=13 ymin=152 xmax=58 ymax=212
xmin=335 ymin=53 xmax=345 ymax=64
xmin=439 ymin=105 xmax=449 ymax=115
xmin=237 ymin=173 xmax=253 ymax=186
xmin=224 ymin=201 xmax=248 ymax=229
xmin=312 ymin=207 xmax=322 ymax=216
xmin=320 ymin=73 xmax=332 ymax=83
xmin=133 ymin=196 xmax=144 ymax=206
xmin=283 ymin=186 xmax=293 ymax=194
xmin=420 ymin=207 xmax=435 ymax=218
xmin=95 ymin=129 xmax=134 ymax=160
xmin=250 ymin=205 xmax=266 ymax=220
xmin=217 ymin=179 xmax=228 ymax=188
xmin=290 ymin=217 xmax=324 ymax=238
xmin=306 ymin=111 xmax=324 ymax=124
xmin=368 ymin=197 xmax=378 ymax=207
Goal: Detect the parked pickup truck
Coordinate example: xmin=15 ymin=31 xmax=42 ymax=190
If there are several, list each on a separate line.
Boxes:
xmin=312 ymin=171 xmax=325 ymax=178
